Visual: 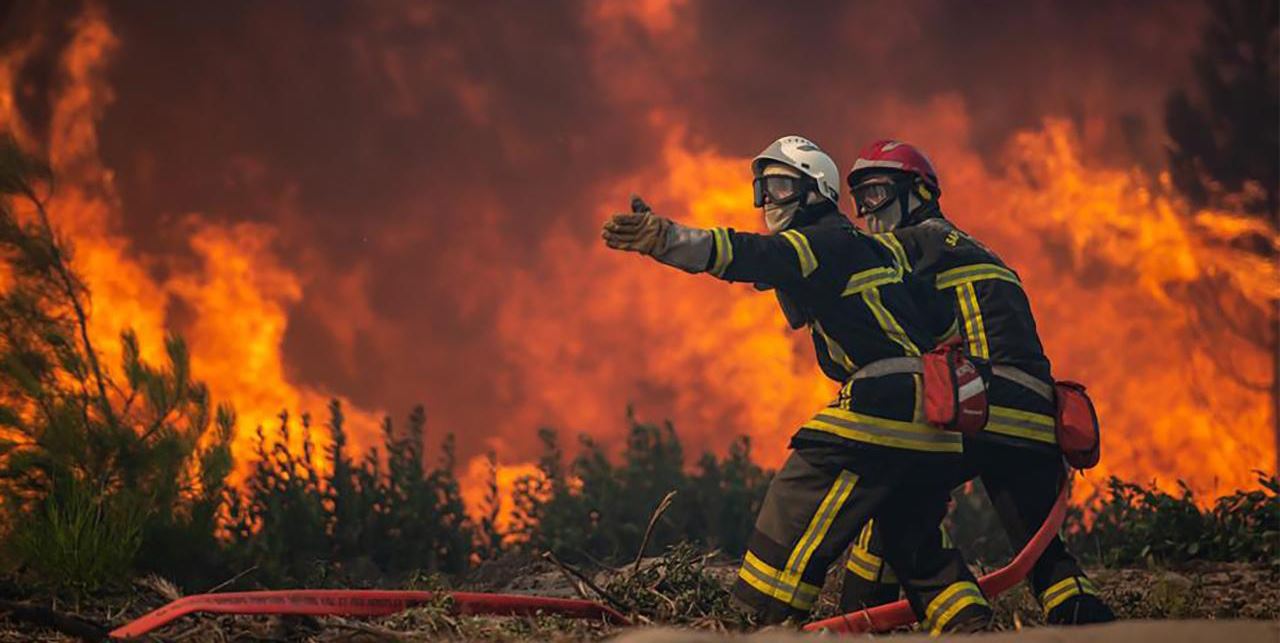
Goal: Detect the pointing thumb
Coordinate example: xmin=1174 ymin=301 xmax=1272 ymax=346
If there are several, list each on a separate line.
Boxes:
xmin=630 ymin=194 xmax=652 ymax=214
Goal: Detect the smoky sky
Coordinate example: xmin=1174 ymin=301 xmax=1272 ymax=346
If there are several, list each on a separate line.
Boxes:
xmin=4 ymin=0 xmax=1209 ymax=459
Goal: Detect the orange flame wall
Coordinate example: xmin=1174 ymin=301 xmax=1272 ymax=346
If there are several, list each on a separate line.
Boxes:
xmin=0 ymin=5 xmax=382 ymax=472
xmin=0 ymin=2 xmax=1274 ymax=513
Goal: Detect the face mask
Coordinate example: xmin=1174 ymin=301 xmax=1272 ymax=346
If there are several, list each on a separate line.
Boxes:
xmin=756 ymin=163 xmax=808 ymax=233
xmin=865 ymin=206 xmax=902 ymax=233
xmin=764 ymin=201 xmax=800 ymax=233
xmin=852 ymin=175 xmax=926 ymax=232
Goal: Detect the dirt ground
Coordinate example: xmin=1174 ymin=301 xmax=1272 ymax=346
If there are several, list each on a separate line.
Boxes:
xmin=1 ymin=558 xmax=1276 ymax=641
xmin=613 ymin=620 xmax=1278 ymax=643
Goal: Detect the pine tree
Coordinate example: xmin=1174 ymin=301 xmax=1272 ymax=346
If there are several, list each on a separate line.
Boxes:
xmin=0 ymin=135 xmax=234 ymax=592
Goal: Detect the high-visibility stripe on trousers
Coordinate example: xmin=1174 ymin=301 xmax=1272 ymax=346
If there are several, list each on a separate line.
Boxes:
xmin=1039 ymin=576 xmax=1100 ymax=613
xmin=838 ymin=439 xmax=1105 ymax=625
xmin=733 ymin=446 xmax=974 ymax=625
xmin=923 ymin=581 xmax=990 ymax=634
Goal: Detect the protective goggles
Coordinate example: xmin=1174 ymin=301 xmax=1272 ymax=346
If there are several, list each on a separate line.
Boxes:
xmin=850 ymin=176 xmax=906 ymax=216
xmin=752 ymin=175 xmax=808 ymax=208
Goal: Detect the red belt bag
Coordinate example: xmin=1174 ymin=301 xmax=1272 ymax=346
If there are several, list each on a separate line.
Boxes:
xmin=921 ymin=340 xmax=989 ymax=436
xmin=1054 ymin=381 xmax=1100 ymax=469
xmin=992 ymin=366 xmax=1102 ymax=470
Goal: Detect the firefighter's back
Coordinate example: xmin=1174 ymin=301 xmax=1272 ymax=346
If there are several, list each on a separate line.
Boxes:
xmin=888 ymin=216 xmax=1058 ymax=450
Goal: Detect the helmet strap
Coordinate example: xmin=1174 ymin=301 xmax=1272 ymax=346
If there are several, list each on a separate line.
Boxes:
xmin=897 ymin=178 xmax=941 ymax=227
xmin=897 ymin=182 xmax=912 ymax=228
xmin=787 ymin=186 xmax=837 ymax=230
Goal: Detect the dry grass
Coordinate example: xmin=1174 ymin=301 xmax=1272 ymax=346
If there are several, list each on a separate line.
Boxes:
xmin=3 ymin=552 xmax=1277 ymax=641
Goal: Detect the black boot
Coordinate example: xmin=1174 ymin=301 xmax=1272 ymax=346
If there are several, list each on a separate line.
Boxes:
xmin=1045 ymin=594 xmax=1117 ymax=625
xmin=939 ymin=603 xmax=994 ymax=634
xmin=839 ymin=575 xmax=900 ymax=613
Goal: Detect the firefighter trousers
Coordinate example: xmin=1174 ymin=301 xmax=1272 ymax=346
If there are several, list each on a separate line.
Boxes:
xmin=840 ymin=439 xmax=1101 ymax=617
xmin=732 ymin=443 xmax=990 ymax=631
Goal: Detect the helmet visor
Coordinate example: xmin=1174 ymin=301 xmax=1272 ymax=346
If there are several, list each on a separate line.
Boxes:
xmin=753 ymin=175 xmax=804 ymax=207
xmin=851 ymin=177 xmax=898 ymax=216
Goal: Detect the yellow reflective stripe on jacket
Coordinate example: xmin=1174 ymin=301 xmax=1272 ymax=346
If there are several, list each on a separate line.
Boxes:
xmin=913 ymin=372 xmax=925 ymax=422
xmin=779 ymin=229 xmax=818 ymax=277
xmin=842 ymin=265 xmax=902 ymax=296
xmin=813 ymin=320 xmax=856 ymax=372
xmin=803 ymin=407 xmax=962 ymax=453
xmin=924 ymin=581 xmax=989 ymax=634
xmin=955 ymin=282 xmax=989 ymax=359
xmin=709 ymin=227 xmax=734 ymax=277
xmin=987 ymin=405 xmax=1056 ymax=444
xmin=935 ymin=263 xmax=1020 ymax=289
xmin=839 ymin=264 xmax=919 ymax=357
xmin=1039 ymin=576 xmax=1099 ymax=612
xmin=737 ymin=551 xmax=822 ymax=610
xmin=785 ymin=471 xmax=858 ymax=579
xmin=862 ymin=288 xmax=921 ymax=356
xmin=873 ymin=233 xmax=911 ymax=272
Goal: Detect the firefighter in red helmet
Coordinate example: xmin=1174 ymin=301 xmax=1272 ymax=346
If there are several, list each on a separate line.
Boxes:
xmin=601 ymin=136 xmax=993 ymax=632
xmin=839 ymin=139 xmax=1116 ymax=625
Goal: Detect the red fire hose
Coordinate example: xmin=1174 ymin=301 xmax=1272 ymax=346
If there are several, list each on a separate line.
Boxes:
xmin=109 ymin=589 xmax=630 ymax=639
xmin=803 ymin=480 xmax=1071 ymax=634
xmin=112 ymin=484 xmax=1068 ymax=639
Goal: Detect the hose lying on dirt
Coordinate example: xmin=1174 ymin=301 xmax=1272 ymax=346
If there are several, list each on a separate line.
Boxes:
xmin=109 ymin=589 xmax=631 ymax=639
xmin=803 ymin=480 xmax=1071 ymax=634
xmin=111 ymin=482 xmax=1068 ymax=639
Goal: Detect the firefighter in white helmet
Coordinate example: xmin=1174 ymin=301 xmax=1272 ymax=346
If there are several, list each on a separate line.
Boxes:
xmin=601 ymin=136 xmax=992 ymax=632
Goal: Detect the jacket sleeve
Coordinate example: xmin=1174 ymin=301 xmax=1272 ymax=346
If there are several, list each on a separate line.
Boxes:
xmin=705 ymin=227 xmax=820 ymax=288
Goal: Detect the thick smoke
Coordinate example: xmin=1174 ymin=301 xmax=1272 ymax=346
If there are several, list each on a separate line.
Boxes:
xmin=4 ymin=0 xmax=1271 ymax=498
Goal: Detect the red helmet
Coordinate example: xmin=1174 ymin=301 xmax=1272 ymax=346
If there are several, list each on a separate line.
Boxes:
xmin=846 ymin=139 xmax=941 ymax=197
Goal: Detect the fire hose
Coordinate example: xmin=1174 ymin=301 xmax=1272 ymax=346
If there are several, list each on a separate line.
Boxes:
xmin=111 ymin=483 xmax=1068 ymax=639
xmin=109 ymin=590 xmax=630 ymax=639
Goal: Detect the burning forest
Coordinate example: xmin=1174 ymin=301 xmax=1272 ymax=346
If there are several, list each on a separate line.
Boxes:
xmin=0 ymin=0 xmax=1276 ymax=641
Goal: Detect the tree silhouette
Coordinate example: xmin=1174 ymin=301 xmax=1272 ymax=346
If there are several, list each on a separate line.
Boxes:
xmin=1165 ymin=0 xmax=1279 ymax=225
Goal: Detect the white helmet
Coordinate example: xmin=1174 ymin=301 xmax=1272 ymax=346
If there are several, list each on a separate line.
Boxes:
xmin=751 ymin=136 xmax=841 ymax=205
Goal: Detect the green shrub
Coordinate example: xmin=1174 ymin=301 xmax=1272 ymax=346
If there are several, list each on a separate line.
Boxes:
xmin=223 ymin=400 xmax=473 ymax=586
xmin=10 ymin=475 xmax=144 ymax=593
xmin=942 ymin=472 xmax=1279 ymax=572
xmin=509 ymin=410 xmax=771 ymax=564
xmin=1066 ymin=473 xmax=1280 ymax=567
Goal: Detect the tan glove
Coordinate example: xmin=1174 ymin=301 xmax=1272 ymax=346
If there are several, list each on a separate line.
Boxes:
xmin=602 ymin=195 xmax=671 ymax=256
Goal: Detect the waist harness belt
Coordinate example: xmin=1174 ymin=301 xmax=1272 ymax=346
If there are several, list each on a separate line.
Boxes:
xmin=849 ymin=357 xmax=922 ymax=380
xmin=848 ymin=343 xmax=988 ymax=436
xmin=991 ymin=364 xmax=1054 ymax=401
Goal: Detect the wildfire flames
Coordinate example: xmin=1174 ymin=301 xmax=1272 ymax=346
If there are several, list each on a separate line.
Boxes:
xmin=0 ymin=3 xmax=1274 ymax=521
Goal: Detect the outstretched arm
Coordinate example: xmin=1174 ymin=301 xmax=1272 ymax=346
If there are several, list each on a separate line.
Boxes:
xmin=601 ymin=195 xmax=816 ymax=288
xmin=601 ymin=195 xmax=714 ymax=273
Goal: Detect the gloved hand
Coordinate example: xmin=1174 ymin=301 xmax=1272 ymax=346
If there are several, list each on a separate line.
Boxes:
xmin=602 ymin=195 xmax=671 ymax=256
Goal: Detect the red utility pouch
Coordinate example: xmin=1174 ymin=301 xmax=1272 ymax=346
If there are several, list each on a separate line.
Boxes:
xmin=1054 ymin=381 xmax=1100 ymax=469
xmin=922 ymin=339 xmax=989 ymax=436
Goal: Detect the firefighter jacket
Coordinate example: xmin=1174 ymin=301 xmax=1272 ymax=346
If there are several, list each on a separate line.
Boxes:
xmin=879 ymin=213 xmax=1058 ymax=449
xmin=699 ymin=204 xmax=960 ymax=455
